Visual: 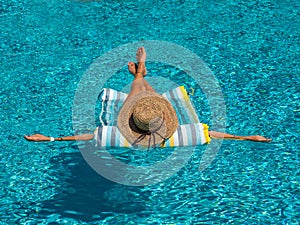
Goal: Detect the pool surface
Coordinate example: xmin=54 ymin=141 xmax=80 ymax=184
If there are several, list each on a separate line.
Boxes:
xmin=1 ymin=0 xmax=300 ymax=224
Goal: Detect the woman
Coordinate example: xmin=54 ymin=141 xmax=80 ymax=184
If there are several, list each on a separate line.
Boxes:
xmin=24 ymin=47 xmax=272 ymax=144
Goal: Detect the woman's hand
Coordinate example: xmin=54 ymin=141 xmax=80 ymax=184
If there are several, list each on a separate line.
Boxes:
xmin=24 ymin=134 xmax=51 ymax=142
xmin=245 ymin=135 xmax=272 ymax=142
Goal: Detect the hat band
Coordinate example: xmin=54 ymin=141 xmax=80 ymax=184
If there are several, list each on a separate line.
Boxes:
xmin=131 ymin=117 xmax=166 ymax=150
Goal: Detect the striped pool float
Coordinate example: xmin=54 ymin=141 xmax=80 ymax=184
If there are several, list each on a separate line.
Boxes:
xmin=95 ymin=86 xmax=210 ymax=148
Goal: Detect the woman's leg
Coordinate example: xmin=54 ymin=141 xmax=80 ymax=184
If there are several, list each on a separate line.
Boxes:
xmin=126 ymin=47 xmax=155 ymax=100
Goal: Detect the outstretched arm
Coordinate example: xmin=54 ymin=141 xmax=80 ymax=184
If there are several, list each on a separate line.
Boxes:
xmin=24 ymin=133 xmax=94 ymax=142
xmin=208 ymin=131 xmax=272 ymax=142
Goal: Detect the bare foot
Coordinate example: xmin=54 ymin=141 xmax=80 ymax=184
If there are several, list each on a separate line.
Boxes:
xmin=245 ymin=135 xmax=272 ymax=142
xmin=136 ymin=47 xmax=146 ymax=62
xmin=127 ymin=62 xmax=147 ymax=77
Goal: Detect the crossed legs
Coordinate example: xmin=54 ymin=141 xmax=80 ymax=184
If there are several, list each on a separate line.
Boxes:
xmin=126 ymin=47 xmax=155 ymax=100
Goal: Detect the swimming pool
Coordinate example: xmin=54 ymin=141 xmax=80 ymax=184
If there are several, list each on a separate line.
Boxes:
xmin=1 ymin=0 xmax=300 ymax=224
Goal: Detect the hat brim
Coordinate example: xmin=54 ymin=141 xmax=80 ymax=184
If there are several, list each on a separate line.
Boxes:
xmin=117 ymin=91 xmax=178 ymax=147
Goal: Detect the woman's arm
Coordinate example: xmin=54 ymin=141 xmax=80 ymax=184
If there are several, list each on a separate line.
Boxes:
xmin=24 ymin=133 xmax=94 ymax=142
xmin=208 ymin=131 xmax=272 ymax=142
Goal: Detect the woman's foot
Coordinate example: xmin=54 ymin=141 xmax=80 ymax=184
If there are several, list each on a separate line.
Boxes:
xmin=136 ymin=47 xmax=146 ymax=62
xmin=135 ymin=47 xmax=147 ymax=78
xmin=128 ymin=62 xmax=147 ymax=77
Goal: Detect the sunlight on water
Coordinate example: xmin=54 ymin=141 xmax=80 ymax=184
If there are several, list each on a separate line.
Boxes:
xmin=1 ymin=0 xmax=300 ymax=224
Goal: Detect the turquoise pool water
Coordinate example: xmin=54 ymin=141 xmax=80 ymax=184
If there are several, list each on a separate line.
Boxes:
xmin=1 ymin=0 xmax=300 ymax=224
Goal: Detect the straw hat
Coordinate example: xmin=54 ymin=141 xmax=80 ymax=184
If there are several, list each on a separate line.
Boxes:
xmin=118 ymin=91 xmax=178 ymax=148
